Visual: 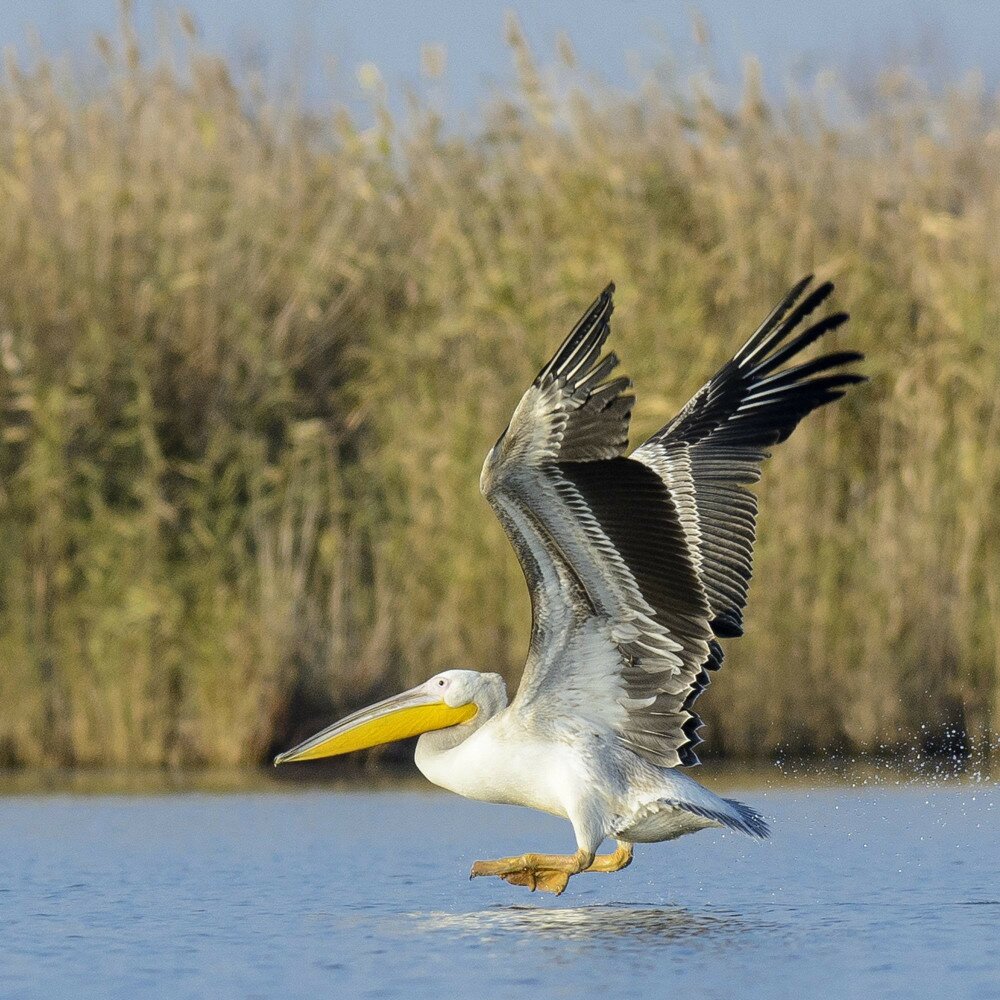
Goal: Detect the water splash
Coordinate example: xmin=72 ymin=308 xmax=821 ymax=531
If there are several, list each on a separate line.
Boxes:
xmin=771 ymin=732 xmax=998 ymax=790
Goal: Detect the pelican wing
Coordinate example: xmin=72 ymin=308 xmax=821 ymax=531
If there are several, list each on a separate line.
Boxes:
xmin=628 ymin=277 xmax=864 ymax=761
xmin=483 ymin=279 xmax=863 ymax=767
xmin=481 ymin=285 xmax=715 ymax=767
xmin=633 ymin=276 xmax=865 ymax=639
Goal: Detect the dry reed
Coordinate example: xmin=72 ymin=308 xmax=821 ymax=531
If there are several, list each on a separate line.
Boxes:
xmin=0 ymin=11 xmax=996 ymax=766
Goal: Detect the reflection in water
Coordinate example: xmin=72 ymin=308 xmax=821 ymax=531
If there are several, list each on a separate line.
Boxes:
xmin=413 ymin=903 xmax=783 ymax=952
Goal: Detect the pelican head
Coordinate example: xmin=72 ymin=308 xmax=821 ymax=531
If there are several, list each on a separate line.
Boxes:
xmin=273 ymin=669 xmax=507 ymax=765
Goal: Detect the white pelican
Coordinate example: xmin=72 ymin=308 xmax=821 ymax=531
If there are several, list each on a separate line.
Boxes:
xmin=275 ymin=277 xmax=864 ymax=894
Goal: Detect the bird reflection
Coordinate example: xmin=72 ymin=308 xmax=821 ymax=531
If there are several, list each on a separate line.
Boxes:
xmin=414 ymin=903 xmax=778 ymax=951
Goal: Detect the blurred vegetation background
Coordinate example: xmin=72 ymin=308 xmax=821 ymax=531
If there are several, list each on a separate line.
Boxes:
xmin=0 ymin=9 xmax=996 ymax=769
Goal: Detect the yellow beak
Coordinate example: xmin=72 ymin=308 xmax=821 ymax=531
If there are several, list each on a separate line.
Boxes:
xmin=273 ymin=687 xmax=477 ymax=765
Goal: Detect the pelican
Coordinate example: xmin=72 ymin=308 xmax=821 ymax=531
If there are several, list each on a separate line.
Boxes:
xmin=275 ymin=277 xmax=864 ymax=894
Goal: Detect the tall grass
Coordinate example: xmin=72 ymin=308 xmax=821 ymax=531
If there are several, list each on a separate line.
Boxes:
xmin=0 ymin=11 xmax=997 ymax=766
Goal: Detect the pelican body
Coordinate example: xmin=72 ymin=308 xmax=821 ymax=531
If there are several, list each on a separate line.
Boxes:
xmin=276 ymin=277 xmax=863 ymax=894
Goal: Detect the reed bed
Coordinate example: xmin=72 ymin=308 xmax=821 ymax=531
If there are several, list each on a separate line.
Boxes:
xmin=0 ymin=11 xmax=996 ymax=767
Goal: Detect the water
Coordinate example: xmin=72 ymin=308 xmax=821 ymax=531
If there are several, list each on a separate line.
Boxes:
xmin=1 ymin=780 xmax=997 ymax=999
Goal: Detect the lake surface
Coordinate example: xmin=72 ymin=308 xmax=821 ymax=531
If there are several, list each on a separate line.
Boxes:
xmin=1 ymin=777 xmax=997 ymax=999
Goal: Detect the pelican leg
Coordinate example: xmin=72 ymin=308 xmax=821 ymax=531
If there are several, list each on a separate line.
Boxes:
xmin=469 ymin=848 xmax=595 ymax=896
xmin=584 ymin=840 xmax=633 ymax=873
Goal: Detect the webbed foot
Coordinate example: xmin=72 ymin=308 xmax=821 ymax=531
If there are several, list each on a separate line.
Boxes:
xmin=469 ymin=849 xmax=592 ymax=896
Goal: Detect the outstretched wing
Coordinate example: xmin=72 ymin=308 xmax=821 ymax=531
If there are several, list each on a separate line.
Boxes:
xmin=482 ymin=279 xmax=863 ymax=768
xmin=633 ymin=276 xmax=864 ymax=638
xmin=481 ymin=284 xmax=716 ymax=767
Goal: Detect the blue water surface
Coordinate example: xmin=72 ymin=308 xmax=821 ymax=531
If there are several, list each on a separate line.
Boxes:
xmin=1 ymin=782 xmax=997 ymax=999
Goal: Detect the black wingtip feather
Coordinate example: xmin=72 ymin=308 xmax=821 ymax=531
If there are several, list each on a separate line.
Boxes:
xmin=740 ymin=274 xmax=814 ymax=358
xmin=538 ymin=284 xmax=617 ymax=385
xmin=576 ymin=352 xmax=620 ymax=395
xmin=739 ymin=280 xmax=837 ymax=369
xmin=675 ymin=639 xmax=725 ymax=767
xmin=751 ymin=312 xmax=850 ymax=379
xmin=710 ymin=611 xmax=744 ymax=638
xmin=755 ymin=350 xmax=864 ymax=391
